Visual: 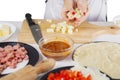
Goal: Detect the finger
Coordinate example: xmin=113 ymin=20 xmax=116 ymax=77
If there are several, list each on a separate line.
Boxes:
xmin=73 ymin=0 xmax=77 ymax=9
xmin=80 ymin=5 xmax=88 ymax=15
xmin=62 ymin=9 xmax=75 ymax=22
xmin=74 ymin=8 xmax=89 ymax=26
xmin=77 ymin=0 xmax=88 ymax=14
xmin=74 ymin=20 xmax=84 ymax=27
xmin=74 ymin=16 xmax=86 ymax=26
xmin=62 ymin=13 xmax=69 ymax=21
xmin=61 ymin=9 xmax=69 ymax=21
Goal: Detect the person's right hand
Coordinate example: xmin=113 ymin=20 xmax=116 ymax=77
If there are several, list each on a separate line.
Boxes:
xmin=61 ymin=0 xmax=75 ymax=21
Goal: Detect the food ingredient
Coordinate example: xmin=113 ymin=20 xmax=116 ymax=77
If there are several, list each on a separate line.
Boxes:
xmin=47 ymin=65 xmax=110 ymax=80
xmin=71 ymin=65 xmax=110 ymax=80
xmin=46 ymin=21 xmax=74 ymax=34
xmin=40 ymin=40 xmax=72 ymax=60
xmin=47 ymin=69 xmax=92 ymax=80
xmin=0 ymin=44 xmax=29 ymax=73
xmin=0 ymin=25 xmax=10 ymax=37
xmin=67 ymin=8 xmax=83 ymax=21
xmin=42 ymin=41 xmax=70 ymax=53
xmin=73 ymin=42 xmax=120 ymax=79
xmin=46 ymin=8 xmax=82 ymax=34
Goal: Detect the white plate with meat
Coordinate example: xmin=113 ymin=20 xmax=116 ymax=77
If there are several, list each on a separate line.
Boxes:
xmin=0 ymin=42 xmax=39 ymax=77
xmin=0 ymin=22 xmax=16 ymax=42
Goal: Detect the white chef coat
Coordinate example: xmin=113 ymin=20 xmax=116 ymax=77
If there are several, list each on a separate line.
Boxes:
xmin=44 ymin=0 xmax=107 ymax=22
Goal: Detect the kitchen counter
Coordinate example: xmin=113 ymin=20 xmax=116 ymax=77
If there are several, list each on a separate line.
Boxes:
xmin=1 ymin=21 xmax=120 ymax=79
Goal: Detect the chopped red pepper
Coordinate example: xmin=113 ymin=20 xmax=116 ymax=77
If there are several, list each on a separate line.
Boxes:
xmin=73 ymin=17 xmax=77 ymax=21
xmin=47 ymin=69 xmax=92 ymax=80
xmin=72 ymin=11 xmax=76 ymax=15
xmin=83 ymin=12 xmax=86 ymax=16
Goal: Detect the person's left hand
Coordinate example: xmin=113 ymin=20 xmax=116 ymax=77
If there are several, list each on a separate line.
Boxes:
xmin=74 ymin=0 xmax=89 ymax=27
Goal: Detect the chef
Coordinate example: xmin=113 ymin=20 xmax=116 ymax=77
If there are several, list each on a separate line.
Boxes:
xmin=44 ymin=0 xmax=107 ymax=26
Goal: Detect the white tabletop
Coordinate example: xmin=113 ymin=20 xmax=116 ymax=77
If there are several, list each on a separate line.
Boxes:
xmin=1 ymin=21 xmax=120 ymax=79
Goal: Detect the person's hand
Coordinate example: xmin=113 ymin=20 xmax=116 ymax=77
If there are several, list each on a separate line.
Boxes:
xmin=62 ymin=0 xmax=89 ymax=27
xmin=74 ymin=0 xmax=89 ymax=26
xmin=61 ymin=0 xmax=75 ymax=21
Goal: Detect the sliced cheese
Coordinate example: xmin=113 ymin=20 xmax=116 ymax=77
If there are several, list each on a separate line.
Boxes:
xmin=1 ymin=25 xmax=10 ymax=36
xmin=0 ymin=25 xmax=10 ymax=37
xmin=0 ymin=30 xmax=3 ymax=37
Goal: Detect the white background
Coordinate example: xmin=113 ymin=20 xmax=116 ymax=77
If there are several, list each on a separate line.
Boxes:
xmin=0 ymin=0 xmax=120 ymax=21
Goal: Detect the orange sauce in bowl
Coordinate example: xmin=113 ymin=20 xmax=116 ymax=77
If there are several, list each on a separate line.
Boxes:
xmin=40 ymin=41 xmax=72 ymax=60
xmin=42 ymin=41 xmax=70 ymax=53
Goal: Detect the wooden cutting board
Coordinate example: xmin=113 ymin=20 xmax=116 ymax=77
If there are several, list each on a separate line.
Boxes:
xmin=18 ymin=19 xmax=120 ymax=44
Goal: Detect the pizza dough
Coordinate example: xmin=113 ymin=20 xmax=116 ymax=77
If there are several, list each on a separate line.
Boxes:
xmin=73 ymin=42 xmax=120 ymax=79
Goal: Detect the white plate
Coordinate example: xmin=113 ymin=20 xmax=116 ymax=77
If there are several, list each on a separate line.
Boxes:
xmin=1 ymin=60 xmax=29 ymax=74
xmin=0 ymin=22 xmax=16 ymax=41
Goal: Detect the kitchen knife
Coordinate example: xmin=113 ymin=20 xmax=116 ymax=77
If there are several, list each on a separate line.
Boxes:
xmin=25 ymin=13 xmax=42 ymax=44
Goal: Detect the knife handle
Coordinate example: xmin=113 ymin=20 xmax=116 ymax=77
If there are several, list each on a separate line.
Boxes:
xmin=25 ymin=13 xmax=35 ymax=26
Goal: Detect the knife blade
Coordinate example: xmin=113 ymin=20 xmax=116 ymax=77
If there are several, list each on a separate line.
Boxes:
xmin=25 ymin=13 xmax=42 ymax=44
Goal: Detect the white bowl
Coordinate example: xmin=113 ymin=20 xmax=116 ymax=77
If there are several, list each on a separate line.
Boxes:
xmin=0 ymin=22 xmax=16 ymax=41
xmin=113 ymin=15 xmax=120 ymax=27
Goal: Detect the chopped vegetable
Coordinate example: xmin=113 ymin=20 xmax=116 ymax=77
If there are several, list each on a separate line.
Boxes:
xmin=47 ymin=69 xmax=92 ymax=80
xmin=67 ymin=8 xmax=83 ymax=21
